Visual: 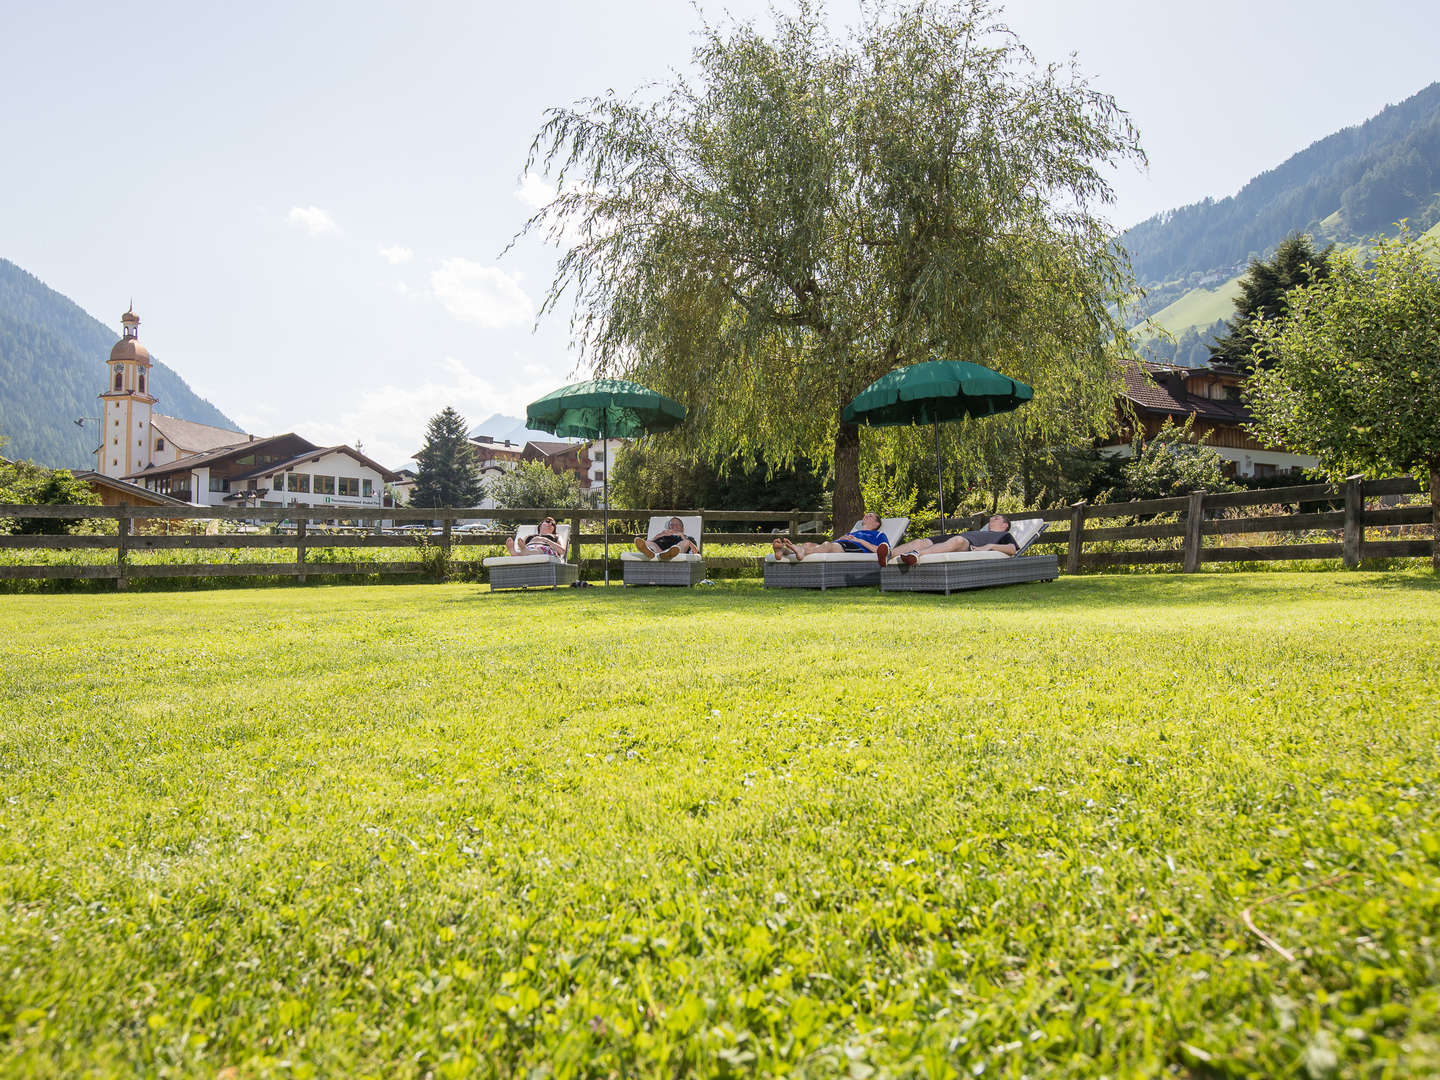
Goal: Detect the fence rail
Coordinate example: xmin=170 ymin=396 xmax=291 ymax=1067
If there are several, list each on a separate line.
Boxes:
xmin=1 ymin=475 xmax=1433 ymax=588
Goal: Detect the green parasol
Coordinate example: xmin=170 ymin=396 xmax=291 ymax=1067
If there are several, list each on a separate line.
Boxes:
xmin=526 ymin=379 xmax=686 ymax=584
xmin=842 ymin=360 xmax=1033 ymax=533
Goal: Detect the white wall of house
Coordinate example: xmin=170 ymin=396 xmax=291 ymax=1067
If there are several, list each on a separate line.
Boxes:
xmin=583 ymin=438 xmax=624 ymax=493
xmin=1098 ymin=442 xmax=1318 ymax=478
xmin=262 ymin=451 xmax=389 ymax=510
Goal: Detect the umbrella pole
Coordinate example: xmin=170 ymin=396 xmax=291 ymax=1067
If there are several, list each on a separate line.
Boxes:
xmin=933 ymin=416 xmax=947 ymax=535
xmin=602 ymin=419 xmax=610 ymax=586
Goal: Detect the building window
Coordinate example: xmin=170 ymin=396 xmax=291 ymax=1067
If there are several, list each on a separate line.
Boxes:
xmin=362 ymin=479 xmax=373 ymax=498
xmin=314 ymin=475 xmax=336 ymax=495
xmin=114 ymin=369 xmax=123 ymax=390
xmin=338 ymin=477 xmax=359 ymax=497
xmin=287 ymin=473 xmax=310 ymax=493
xmin=138 ymin=374 xmax=145 ymax=392
xmin=209 ymin=475 xmax=231 ymax=493
xmin=155 ymin=438 xmax=165 ymax=451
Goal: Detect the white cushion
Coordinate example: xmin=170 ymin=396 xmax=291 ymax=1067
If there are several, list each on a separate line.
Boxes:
xmin=483 ymin=553 xmax=567 ymax=568
xmin=1007 ymin=517 xmax=1045 ymax=553
xmin=911 ymin=549 xmax=1009 ymax=564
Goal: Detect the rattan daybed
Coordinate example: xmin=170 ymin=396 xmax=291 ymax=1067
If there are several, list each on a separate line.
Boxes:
xmin=880 ymin=518 xmax=1056 ymax=594
xmin=622 ymin=515 xmax=705 ymax=586
xmin=482 ymin=524 xmax=578 ymax=591
xmin=763 ymin=517 xmax=908 ymax=591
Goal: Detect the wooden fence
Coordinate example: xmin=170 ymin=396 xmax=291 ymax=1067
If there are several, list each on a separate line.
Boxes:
xmin=0 ymin=475 xmax=1432 ymax=589
xmin=1016 ymin=474 xmax=1432 ymax=572
xmin=0 ymin=505 xmax=828 ymax=589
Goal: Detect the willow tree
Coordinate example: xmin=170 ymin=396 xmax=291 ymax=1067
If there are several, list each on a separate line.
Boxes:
xmin=521 ymin=0 xmax=1145 ymax=527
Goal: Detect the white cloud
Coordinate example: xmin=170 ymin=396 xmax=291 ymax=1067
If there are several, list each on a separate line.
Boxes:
xmin=516 ymin=173 xmax=557 ymax=210
xmin=291 ymin=354 xmax=572 ymax=467
xmin=429 ymin=258 xmax=533 ymax=329
xmin=379 ymin=245 xmax=413 ymax=264
xmin=286 ymin=205 xmax=340 ymax=236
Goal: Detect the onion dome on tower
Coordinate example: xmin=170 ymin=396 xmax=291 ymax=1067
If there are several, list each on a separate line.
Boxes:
xmin=109 ymin=306 xmax=152 ymax=366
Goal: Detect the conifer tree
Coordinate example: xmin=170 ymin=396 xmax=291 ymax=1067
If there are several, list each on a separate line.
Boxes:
xmin=1209 ymin=234 xmax=1331 ymax=368
xmin=411 ymin=407 xmax=482 ymax=508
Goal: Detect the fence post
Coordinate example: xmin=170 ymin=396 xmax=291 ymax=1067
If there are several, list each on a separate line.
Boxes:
xmin=1342 ymin=474 xmax=1364 ymax=569
xmin=440 ymin=515 xmax=452 ymax=580
xmin=1182 ymin=490 xmax=1207 ymax=573
xmin=570 ymin=512 xmax=582 ymax=563
xmin=296 ymin=520 xmax=307 ymax=585
xmin=115 ymin=506 xmax=129 ymax=592
xmin=1066 ymin=501 xmax=1087 ymax=575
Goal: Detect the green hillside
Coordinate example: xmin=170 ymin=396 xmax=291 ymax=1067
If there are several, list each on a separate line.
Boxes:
xmin=1144 ymin=273 xmax=1243 ymax=336
xmin=0 ymin=259 xmax=238 ymax=469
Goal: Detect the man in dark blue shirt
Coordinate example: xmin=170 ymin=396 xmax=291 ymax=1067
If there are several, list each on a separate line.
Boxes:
xmin=878 ymin=514 xmax=1018 ymax=566
xmin=775 ymin=511 xmax=888 ymax=561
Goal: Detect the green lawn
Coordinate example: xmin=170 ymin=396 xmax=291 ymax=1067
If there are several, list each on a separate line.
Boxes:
xmin=3 ymin=573 xmax=1438 ymax=1078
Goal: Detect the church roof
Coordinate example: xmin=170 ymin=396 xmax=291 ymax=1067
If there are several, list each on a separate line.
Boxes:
xmin=150 ymin=414 xmax=249 ymax=454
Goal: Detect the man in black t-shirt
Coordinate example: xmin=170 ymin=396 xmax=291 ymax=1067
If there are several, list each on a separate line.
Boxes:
xmin=878 ymin=514 xmax=1019 ymax=567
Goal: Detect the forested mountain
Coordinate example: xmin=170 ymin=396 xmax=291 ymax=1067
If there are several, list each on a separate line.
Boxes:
xmin=1123 ymin=81 xmax=1440 ymax=335
xmin=0 ymin=258 xmax=237 ymax=468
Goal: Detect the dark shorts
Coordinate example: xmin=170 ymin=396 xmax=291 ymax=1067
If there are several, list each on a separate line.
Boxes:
xmin=927 ymin=534 xmax=954 ymax=546
xmin=653 ymin=534 xmax=695 ymax=551
xmin=837 ymin=539 xmax=868 ymax=552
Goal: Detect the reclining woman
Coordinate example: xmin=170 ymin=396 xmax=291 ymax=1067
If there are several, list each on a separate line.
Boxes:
xmin=635 ymin=516 xmax=700 ymax=561
xmin=774 ymin=511 xmax=888 ymax=562
xmin=878 ymin=513 xmax=1017 ymax=566
xmin=504 ymin=516 xmax=566 ymax=558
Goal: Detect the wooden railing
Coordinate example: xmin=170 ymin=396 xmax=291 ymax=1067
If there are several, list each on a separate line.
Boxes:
xmin=989 ymin=475 xmax=1432 ymax=572
xmin=0 ymin=476 xmax=1432 ymax=589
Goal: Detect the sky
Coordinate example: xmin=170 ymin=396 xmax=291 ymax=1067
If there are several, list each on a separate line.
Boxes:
xmin=2 ymin=0 xmax=1435 ymax=468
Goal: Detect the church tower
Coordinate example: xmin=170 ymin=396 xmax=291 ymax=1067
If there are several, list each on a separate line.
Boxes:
xmin=96 ymin=307 xmax=157 ymax=478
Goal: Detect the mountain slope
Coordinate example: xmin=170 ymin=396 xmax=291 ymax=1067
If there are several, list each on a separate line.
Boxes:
xmin=1123 ymin=81 xmax=1440 ymax=323
xmin=0 ymin=258 xmax=238 ymax=468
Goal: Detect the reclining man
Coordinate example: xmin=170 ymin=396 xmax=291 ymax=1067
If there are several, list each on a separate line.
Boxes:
xmin=634 ymin=516 xmax=700 ymax=561
xmin=878 ymin=513 xmax=1018 ymax=567
xmin=774 ymin=511 xmax=888 ymax=562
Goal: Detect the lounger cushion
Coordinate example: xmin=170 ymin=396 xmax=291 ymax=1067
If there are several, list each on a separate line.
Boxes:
xmin=482 ymin=553 xmax=570 ymax=568
xmin=910 ymin=549 xmax=1009 ymax=564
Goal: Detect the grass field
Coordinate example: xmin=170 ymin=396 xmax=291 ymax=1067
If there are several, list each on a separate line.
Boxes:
xmin=3 ymin=573 xmax=1438 ymax=1077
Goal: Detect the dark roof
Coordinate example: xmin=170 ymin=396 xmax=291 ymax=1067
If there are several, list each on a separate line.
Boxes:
xmin=233 ymin=444 xmax=402 ymax=483
xmin=122 ymin=433 xmax=318 ymax=480
xmin=525 ymin=440 xmax=581 ymax=457
xmin=1121 ymin=362 xmax=1251 ymax=424
xmin=73 ymin=471 xmax=189 ymax=506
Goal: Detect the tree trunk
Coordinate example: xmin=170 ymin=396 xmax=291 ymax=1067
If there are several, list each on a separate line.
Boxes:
xmin=833 ymin=422 xmax=862 ymax=534
xmin=1432 ymin=463 xmax=1439 ymax=573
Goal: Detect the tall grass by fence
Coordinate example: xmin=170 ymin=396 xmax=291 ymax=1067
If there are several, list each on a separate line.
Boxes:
xmin=0 ymin=474 xmax=1432 ymax=589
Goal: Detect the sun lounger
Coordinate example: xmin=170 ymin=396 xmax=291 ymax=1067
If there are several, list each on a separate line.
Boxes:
xmin=763 ymin=517 xmax=909 ymax=590
xmin=880 ymin=517 xmax=1057 ymax=594
xmin=482 ymin=524 xmax=578 ymax=590
xmin=621 ymin=515 xmax=705 ymax=586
